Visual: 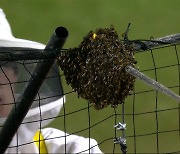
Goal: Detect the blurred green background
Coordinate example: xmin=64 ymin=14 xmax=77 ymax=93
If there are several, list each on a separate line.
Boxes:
xmin=0 ymin=0 xmax=180 ymax=153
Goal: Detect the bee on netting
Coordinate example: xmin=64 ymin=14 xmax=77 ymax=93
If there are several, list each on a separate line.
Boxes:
xmin=57 ymin=25 xmax=136 ymax=110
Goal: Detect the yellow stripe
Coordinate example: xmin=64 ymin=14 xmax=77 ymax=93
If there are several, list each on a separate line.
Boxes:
xmin=33 ymin=130 xmax=48 ymax=154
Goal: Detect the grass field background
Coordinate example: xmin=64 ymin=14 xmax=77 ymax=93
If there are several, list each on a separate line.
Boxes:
xmin=0 ymin=0 xmax=180 ymax=153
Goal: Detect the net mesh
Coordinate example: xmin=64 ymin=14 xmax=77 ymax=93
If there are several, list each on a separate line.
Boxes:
xmin=0 ymin=41 xmax=180 ymax=153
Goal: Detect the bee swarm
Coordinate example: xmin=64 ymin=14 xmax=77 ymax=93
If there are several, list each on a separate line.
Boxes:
xmin=58 ymin=26 xmax=136 ymax=109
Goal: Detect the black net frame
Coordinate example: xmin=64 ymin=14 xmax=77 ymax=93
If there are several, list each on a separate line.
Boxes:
xmin=0 ymin=33 xmax=180 ymax=153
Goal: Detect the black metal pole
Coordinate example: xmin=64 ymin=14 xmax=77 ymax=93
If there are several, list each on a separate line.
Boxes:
xmin=0 ymin=26 xmax=68 ymax=153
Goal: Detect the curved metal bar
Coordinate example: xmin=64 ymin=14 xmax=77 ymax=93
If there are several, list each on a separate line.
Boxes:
xmin=0 ymin=33 xmax=180 ymax=61
xmin=133 ymin=33 xmax=180 ymax=51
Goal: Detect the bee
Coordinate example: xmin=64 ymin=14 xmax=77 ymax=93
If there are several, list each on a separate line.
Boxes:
xmin=57 ymin=25 xmax=136 ymax=110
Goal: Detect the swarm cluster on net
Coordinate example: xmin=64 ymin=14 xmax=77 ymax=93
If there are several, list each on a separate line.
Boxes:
xmin=58 ymin=26 xmax=136 ymax=109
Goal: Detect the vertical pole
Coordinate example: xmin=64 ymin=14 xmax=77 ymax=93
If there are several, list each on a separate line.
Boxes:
xmin=121 ymin=103 xmax=127 ymax=154
xmin=114 ymin=103 xmax=127 ymax=154
xmin=0 ymin=27 xmax=68 ymax=154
